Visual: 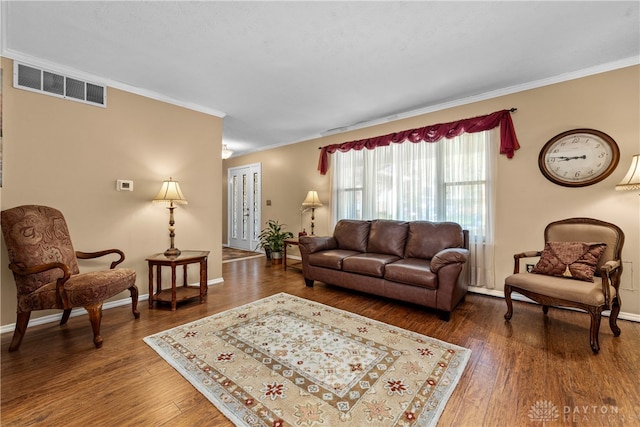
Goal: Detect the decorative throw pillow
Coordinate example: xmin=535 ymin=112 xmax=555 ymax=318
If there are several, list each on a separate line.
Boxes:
xmin=531 ymin=241 xmax=606 ymax=282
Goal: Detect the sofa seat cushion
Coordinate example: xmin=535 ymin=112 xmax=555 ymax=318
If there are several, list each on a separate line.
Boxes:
xmin=342 ymin=253 xmax=401 ymax=277
xmin=307 ymin=250 xmax=361 ymax=271
xmin=506 ymin=273 xmax=615 ymax=306
xmin=384 ymin=258 xmax=437 ymax=290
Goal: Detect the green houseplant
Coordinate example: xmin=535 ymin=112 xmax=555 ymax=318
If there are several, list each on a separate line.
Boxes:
xmin=257 ymin=220 xmax=294 ymax=264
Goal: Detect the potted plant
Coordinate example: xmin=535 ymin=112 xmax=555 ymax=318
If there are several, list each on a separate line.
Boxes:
xmin=257 ymin=220 xmax=294 ymax=265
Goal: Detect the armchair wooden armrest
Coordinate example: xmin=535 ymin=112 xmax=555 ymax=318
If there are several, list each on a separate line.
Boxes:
xmin=599 ymin=260 xmax=622 ymax=304
xmin=512 ymin=251 xmax=542 ymax=273
xmin=600 ymin=259 xmax=621 ymax=275
xmin=76 ymin=249 xmax=125 ymax=269
xmin=9 ymin=261 xmax=71 ymax=278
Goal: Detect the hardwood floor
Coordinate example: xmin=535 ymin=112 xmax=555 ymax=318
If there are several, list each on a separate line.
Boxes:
xmin=2 ymin=257 xmax=640 ymax=426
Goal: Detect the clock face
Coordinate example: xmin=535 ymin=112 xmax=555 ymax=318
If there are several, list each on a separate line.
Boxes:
xmin=539 ymin=129 xmax=620 ymax=187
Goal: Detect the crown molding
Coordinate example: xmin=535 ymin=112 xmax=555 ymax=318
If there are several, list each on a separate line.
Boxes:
xmin=320 ymin=56 xmax=640 ymax=137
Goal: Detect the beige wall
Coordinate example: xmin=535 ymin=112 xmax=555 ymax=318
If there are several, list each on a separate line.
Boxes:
xmin=1 ymin=57 xmax=224 ymax=327
xmin=224 ymin=65 xmax=640 ymax=317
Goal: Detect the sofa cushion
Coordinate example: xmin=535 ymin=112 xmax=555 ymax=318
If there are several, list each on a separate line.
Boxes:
xmin=405 ymin=221 xmax=463 ymax=259
xmin=333 ymin=220 xmax=370 ymax=252
xmin=367 ymin=220 xmax=409 ymax=257
xmin=342 ymin=253 xmax=401 ymax=277
xmin=384 ymin=258 xmax=437 ymax=289
xmin=307 ymin=250 xmax=361 ymax=271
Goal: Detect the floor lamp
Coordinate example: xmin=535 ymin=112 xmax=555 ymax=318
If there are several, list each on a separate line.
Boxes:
xmin=302 ymin=190 xmax=323 ymax=235
xmin=153 ymin=177 xmax=188 ymax=257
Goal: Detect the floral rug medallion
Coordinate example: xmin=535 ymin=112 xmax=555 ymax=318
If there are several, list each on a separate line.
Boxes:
xmin=144 ymin=293 xmax=471 ymax=426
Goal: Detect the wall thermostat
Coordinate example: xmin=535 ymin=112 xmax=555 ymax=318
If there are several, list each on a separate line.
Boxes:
xmin=116 ymin=179 xmax=134 ymax=191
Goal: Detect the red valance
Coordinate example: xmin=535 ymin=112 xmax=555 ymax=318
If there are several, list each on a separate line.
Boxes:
xmin=317 ymin=109 xmax=520 ymax=175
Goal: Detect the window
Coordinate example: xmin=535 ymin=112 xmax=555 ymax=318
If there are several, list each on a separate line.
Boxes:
xmin=332 ymin=130 xmax=496 ymax=288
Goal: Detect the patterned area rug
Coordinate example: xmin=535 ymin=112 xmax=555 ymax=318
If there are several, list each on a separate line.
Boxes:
xmin=223 ymin=246 xmax=264 ymax=263
xmin=144 ymin=293 xmax=471 ymax=426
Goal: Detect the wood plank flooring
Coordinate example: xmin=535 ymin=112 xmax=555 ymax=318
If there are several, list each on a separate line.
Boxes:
xmin=2 ymin=257 xmax=639 ymax=426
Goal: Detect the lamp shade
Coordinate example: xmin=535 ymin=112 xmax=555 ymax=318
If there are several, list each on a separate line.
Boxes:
xmin=616 ymin=154 xmax=640 ymax=191
xmin=302 ymin=190 xmax=323 ymax=207
xmin=221 ymin=144 xmax=233 ymax=159
xmin=153 ymin=178 xmax=188 ymax=204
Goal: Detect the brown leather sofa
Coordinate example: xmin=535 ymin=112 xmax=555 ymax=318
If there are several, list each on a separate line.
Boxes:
xmin=299 ymin=219 xmax=470 ymax=320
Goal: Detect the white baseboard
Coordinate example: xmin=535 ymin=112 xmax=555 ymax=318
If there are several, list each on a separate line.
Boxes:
xmin=0 ymin=278 xmax=224 ymax=335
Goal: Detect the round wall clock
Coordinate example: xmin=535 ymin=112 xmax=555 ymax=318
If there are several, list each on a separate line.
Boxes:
xmin=538 ymin=128 xmax=620 ymax=187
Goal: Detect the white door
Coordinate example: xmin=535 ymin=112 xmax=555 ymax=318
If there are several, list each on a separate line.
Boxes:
xmin=228 ymin=163 xmax=262 ymax=251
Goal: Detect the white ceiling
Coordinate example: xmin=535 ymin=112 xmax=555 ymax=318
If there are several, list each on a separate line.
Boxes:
xmin=2 ymin=1 xmax=639 ymax=157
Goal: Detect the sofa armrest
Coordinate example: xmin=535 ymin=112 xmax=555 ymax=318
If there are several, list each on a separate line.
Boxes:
xmin=299 ymin=236 xmax=338 ymax=254
xmin=430 ymin=248 xmax=469 ymax=273
xmin=432 ymin=248 xmax=470 ymax=314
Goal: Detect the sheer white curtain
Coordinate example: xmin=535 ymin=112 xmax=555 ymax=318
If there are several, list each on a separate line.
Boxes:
xmin=332 ymin=129 xmax=497 ymax=289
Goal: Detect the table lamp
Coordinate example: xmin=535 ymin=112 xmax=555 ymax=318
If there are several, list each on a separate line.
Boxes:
xmin=302 ymin=190 xmax=323 ymax=235
xmin=153 ymin=177 xmax=188 ymax=257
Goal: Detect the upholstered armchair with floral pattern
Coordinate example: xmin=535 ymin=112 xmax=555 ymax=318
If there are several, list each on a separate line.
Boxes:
xmin=504 ymin=217 xmax=624 ymax=353
xmin=1 ymin=205 xmax=139 ymax=351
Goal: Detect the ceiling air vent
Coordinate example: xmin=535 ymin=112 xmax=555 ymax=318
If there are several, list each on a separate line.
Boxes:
xmin=14 ymin=62 xmax=107 ymax=107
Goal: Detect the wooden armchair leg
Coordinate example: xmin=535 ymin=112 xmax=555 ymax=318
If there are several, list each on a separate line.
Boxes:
xmin=86 ymin=304 xmax=104 ymax=349
xmin=588 ymin=308 xmax=602 ymax=354
xmin=129 ymin=286 xmax=140 ymax=319
xmin=9 ymin=312 xmax=31 ymax=352
xmin=504 ymin=285 xmax=514 ymax=320
xmin=609 ymin=297 xmax=621 ymax=337
xmin=60 ymin=309 xmax=72 ymax=326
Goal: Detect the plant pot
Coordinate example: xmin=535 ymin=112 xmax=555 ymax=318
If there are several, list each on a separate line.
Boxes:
xmin=270 ymin=251 xmax=283 ymax=265
xmin=258 ymin=220 xmax=294 ymax=264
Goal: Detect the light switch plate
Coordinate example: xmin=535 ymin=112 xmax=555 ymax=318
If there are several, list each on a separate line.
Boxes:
xmin=116 ymin=179 xmax=134 ymax=191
